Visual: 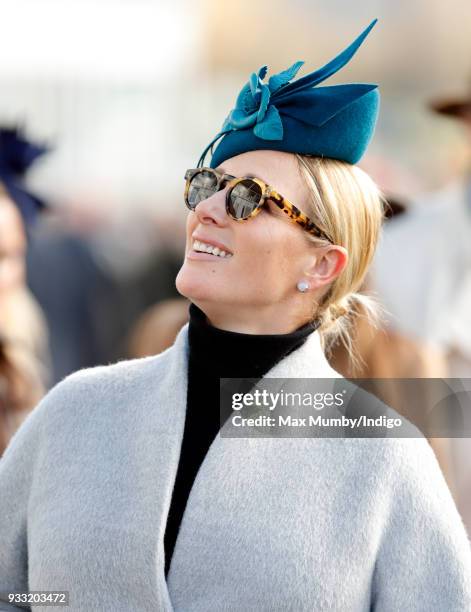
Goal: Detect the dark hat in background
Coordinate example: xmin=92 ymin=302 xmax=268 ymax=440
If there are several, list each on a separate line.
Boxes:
xmin=0 ymin=125 xmax=50 ymax=226
xmin=429 ymin=80 xmax=471 ymax=118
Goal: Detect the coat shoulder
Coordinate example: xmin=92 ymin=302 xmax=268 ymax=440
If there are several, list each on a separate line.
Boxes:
xmin=52 ymin=346 xmax=175 ymax=404
xmin=60 ymin=348 xmax=173 ymax=393
xmin=58 ymin=322 xmax=189 ymax=399
xmin=2 ymin=338 xmax=186 ymax=460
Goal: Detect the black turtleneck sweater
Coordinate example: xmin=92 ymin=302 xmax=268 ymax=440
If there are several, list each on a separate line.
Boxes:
xmin=163 ymin=303 xmax=320 ymax=576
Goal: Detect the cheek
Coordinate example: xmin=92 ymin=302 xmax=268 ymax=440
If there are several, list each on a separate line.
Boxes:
xmin=236 ymin=223 xmax=298 ymax=286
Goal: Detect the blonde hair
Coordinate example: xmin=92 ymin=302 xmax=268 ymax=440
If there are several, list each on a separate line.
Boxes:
xmin=295 ymin=154 xmax=385 ymax=371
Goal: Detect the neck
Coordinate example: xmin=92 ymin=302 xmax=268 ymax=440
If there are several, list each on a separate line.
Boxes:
xmin=191 ymin=299 xmax=315 ymax=335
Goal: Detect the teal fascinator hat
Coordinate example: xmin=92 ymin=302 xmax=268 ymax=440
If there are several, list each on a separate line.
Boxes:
xmin=197 ymin=19 xmax=379 ymax=169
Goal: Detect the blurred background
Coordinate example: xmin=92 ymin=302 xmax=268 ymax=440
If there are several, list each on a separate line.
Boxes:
xmin=1 ymin=0 xmax=471 ymax=529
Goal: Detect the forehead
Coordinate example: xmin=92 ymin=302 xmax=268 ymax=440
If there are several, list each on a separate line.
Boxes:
xmin=215 ymin=150 xmax=310 ymax=206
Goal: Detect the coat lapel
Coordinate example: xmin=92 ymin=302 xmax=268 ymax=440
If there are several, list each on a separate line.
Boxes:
xmin=151 ymin=324 xmax=190 ymax=610
xmin=163 ymin=324 xmax=341 ymax=610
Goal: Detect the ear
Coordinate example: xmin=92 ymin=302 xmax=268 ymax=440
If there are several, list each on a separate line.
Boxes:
xmin=304 ymin=245 xmax=348 ymax=290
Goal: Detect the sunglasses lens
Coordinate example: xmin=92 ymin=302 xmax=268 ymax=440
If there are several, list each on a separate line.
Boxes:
xmin=228 ymin=179 xmax=263 ymax=219
xmin=187 ymin=170 xmax=219 ymax=209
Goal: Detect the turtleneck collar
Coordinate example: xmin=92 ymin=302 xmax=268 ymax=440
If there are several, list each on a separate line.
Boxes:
xmin=188 ymin=302 xmax=320 ymax=379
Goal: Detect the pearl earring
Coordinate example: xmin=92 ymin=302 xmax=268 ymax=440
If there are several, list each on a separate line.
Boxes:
xmin=297 ymin=280 xmax=310 ymax=293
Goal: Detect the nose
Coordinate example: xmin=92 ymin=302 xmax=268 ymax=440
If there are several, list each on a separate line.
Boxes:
xmin=193 ymin=190 xmax=229 ymax=227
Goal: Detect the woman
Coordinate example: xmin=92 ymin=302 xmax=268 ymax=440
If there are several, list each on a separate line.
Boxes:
xmin=1 ymin=21 xmax=470 ymax=612
xmin=0 ymin=128 xmax=50 ymax=455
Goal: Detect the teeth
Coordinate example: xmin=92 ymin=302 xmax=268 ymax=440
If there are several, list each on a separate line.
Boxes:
xmin=193 ymin=240 xmax=232 ymax=258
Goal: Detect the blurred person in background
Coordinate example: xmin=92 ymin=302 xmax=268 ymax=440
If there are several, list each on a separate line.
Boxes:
xmin=1 ymin=22 xmax=470 ymax=611
xmin=114 ymin=237 xmax=185 ymax=358
xmin=127 ymin=296 xmax=190 ymax=358
xmin=373 ymin=83 xmax=471 ymax=377
xmin=27 ymin=195 xmax=184 ymax=386
xmin=26 ymin=205 xmax=115 ymax=386
xmin=0 ymin=127 xmax=50 ymax=455
xmin=372 ymin=77 xmax=471 ymax=534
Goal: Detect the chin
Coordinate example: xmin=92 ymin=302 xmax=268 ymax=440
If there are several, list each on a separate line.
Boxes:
xmin=175 ymin=266 xmax=218 ymax=303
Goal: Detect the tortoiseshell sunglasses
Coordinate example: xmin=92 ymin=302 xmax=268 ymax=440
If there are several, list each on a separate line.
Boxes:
xmin=184 ymin=167 xmax=333 ymax=243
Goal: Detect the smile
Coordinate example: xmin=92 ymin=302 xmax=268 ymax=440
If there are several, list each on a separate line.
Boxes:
xmin=192 ymin=239 xmax=233 ymax=258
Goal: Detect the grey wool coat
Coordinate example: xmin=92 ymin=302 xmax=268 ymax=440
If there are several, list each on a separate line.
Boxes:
xmin=1 ymin=323 xmax=471 ymax=612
